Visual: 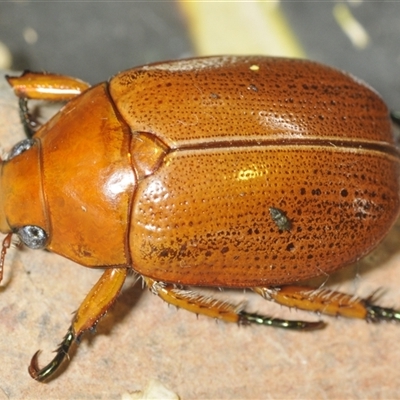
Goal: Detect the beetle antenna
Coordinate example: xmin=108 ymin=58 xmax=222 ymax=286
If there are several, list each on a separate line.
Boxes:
xmin=28 ymin=326 xmax=75 ymax=382
xmin=0 ymin=233 xmax=13 ymax=283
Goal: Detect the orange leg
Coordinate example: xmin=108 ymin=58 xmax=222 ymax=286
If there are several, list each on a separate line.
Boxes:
xmin=6 ymin=71 xmax=90 ymax=101
xmin=28 ymin=276 xmax=400 ymax=382
xmin=145 ymin=277 xmax=400 ymax=326
xmin=29 ymin=267 xmax=128 ymax=382
xmin=253 ymin=285 xmax=400 ymax=322
xmin=6 ymin=71 xmax=90 ymax=136
xmin=143 ymin=277 xmax=324 ymax=329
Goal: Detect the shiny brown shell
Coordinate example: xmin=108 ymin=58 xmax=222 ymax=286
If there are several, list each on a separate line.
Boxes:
xmin=110 ymin=56 xmax=400 ymax=286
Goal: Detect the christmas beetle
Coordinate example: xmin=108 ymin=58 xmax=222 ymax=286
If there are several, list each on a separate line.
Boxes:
xmin=1 ymin=56 xmax=400 ymax=381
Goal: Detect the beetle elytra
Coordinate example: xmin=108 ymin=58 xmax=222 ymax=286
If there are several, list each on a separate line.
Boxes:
xmin=1 ymin=56 xmax=400 ymax=381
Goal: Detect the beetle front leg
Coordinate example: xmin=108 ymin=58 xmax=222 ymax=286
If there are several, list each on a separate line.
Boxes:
xmin=6 ymin=72 xmax=90 ymax=101
xmin=143 ymin=277 xmax=324 ymax=330
xmin=29 ymin=267 xmax=128 ymax=382
xmin=6 ymin=71 xmax=90 ymax=137
xmin=254 ymin=285 xmax=400 ymax=322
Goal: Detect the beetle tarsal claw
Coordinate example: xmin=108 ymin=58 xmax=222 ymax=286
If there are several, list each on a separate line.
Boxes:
xmin=28 ymin=326 xmax=75 ymax=382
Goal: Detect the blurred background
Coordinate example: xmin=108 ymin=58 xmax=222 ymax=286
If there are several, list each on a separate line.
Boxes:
xmin=0 ymin=1 xmax=399 ymax=108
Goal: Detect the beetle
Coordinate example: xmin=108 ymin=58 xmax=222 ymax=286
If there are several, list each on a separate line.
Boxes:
xmin=1 ymin=56 xmax=400 ymax=382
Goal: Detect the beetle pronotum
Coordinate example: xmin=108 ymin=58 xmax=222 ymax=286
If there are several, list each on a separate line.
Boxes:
xmin=1 ymin=56 xmax=400 ymax=381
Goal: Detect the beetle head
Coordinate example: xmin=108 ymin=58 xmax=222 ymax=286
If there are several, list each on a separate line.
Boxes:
xmin=0 ymin=137 xmax=48 ymax=248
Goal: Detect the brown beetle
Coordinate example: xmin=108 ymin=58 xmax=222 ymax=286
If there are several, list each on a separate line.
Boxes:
xmin=1 ymin=56 xmax=400 ymax=381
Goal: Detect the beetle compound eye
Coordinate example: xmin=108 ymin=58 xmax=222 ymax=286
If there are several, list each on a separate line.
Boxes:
xmin=7 ymin=138 xmax=35 ymax=160
xmin=17 ymin=225 xmax=47 ymax=249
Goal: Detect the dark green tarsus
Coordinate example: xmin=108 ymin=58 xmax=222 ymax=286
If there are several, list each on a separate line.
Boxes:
xmin=239 ymin=311 xmax=326 ymax=330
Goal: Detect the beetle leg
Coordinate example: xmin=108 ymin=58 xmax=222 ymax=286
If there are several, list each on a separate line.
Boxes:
xmin=17 ymin=97 xmax=39 ymax=137
xmin=254 ymin=285 xmax=400 ymax=322
xmin=72 ymin=267 xmax=128 ymax=336
xmin=29 ymin=267 xmax=128 ymax=382
xmin=6 ymin=71 xmax=91 ymax=137
xmin=365 ymin=303 xmax=400 ymax=322
xmin=29 ymin=327 xmax=74 ymax=381
xmin=143 ymin=277 xmax=324 ymax=330
xmin=6 ymin=71 xmax=90 ymax=101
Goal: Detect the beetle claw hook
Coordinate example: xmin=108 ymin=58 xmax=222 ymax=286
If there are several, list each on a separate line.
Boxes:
xmin=28 ymin=326 xmax=75 ymax=382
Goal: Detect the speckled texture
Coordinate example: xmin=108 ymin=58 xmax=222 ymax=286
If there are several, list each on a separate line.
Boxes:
xmin=130 ymin=145 xmax=400 ymax=286
xmin=110 ymin=56 xmax=393 ymax=145
xmin=110 ymin=57 xmax=400 ymax=286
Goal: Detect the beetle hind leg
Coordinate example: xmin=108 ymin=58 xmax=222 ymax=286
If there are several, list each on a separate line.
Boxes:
xmin=143 ymin=277 xmax=324 ymax=330
xmin=254 ymin=285 xmax=400 ymax=323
